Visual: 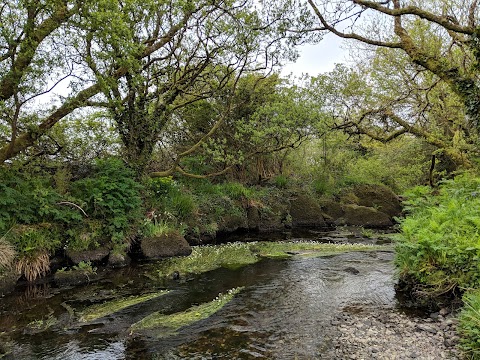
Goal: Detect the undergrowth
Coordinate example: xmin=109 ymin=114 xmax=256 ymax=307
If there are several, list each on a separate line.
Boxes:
xmin=459 ymin=289 xmax=480 ymax=359
xmin=395 ymin=174 xmax=480 ymax=295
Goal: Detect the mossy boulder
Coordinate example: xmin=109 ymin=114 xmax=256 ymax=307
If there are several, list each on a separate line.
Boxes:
xmin=289 ymin=193 xmax=328 ymax=228
xmin=54 ymin=269 xmax=98 ymax=287
xmin=141 ymin=231 xmax=192 ymax=259
xmin=340 ymin=204 xmax=393 ymax=228
xmin=258 ymin=191 xmax=291 ymax=232
xmin=66 ymin=247 xmax=110 ymax=265
xmin=258 ymin=204 xmax=290 ymax=231
xmin=218 ymin=212 xmax=248 ymax=233
xmin=350 ymin=184 xmax=402 ymax=218
xmin=107 ymin=252 xmax=131 ymax=268
xmin=246 ymin=206 xmax=261 ymax=230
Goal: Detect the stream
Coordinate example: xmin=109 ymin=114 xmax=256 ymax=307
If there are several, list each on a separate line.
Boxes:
xmin=0 ymin=229 xmax=451 ymax=359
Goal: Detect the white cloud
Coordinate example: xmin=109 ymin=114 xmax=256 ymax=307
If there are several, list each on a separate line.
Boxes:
xmin=281 ymin=34 xmax=347 ymax=77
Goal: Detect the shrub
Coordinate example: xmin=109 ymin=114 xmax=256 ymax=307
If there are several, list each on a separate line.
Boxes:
xmin=71 ymin=158 xmax=143 ymax=245
xmin=7 ymin=224 xmax=61 ymax=256
xmin=0 ymin=168 xmax=82 ymax=233
xmin=395 ymin=173 xmax=480 ymax=295
xmin=272 ymin=175 xmax=289 ymax=189
xmin=65 ymin=220 xmax=104 ymax=251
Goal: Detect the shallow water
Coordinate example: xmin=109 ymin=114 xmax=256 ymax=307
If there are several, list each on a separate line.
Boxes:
xmin=0 ymin=229 xmax=405 ymax=359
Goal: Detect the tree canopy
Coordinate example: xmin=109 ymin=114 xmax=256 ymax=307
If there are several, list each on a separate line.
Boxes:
xmin=0 ymin=0 xmax=315 ymax=172
xmin=295 ymin=0 xmax=480 ymax=169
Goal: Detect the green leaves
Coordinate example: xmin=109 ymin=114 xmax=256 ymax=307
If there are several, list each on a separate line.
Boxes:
xmin=395 ymin=173 xmax=480 ymax=293
xmin=459 ymin=289 xmax=480 ymax=358
xmin=71 ymin=158 xmax=143 ymax=243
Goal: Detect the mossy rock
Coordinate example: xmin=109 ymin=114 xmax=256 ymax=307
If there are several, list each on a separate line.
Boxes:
xmin=218 ymin=212 xmax=248 ymax=233
xmin=107 ymin=252 xmax=131 ymax=268
xmin=141 ymin=231 xmax=192 ymax=259
xmin=54 ymin=269 xmax=97 ymax=287
xmin=340 ymin=204 xmax=393 ymax=228
xmin=246 ymin=206 xmax=261 ymax=230
xmin=319 ymin=199 xmax=345 ymax=220
xmin=66 ymin=247 xmax=110 ymax=265
xmin=258 ymin=195 xmax=291 ymax=232
xmin=350 ymin=184 xmax=402 ymax=218
xmin=289 ymin=193 xmax=328 ymax=228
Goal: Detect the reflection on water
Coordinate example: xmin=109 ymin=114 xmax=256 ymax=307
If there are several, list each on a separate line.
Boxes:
xmin=0 ymin=231 xmax=401 ymax=360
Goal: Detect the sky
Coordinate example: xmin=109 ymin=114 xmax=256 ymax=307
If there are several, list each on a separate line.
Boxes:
xmin=281 ymin=33 xmax=348 ymax=77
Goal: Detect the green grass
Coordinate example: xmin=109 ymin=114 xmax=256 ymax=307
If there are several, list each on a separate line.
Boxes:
xmin=459 ymin=289 xmax=480 ymax=359
xmin=153 ymin=241 xmax=383 ymax=278
xmin=130 ymin=287 xmax=243 ymax=336
xmin=79 ymin=291 xmax=169 ymax=322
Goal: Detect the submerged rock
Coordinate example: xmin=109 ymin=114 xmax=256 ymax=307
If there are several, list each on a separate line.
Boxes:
xmin=141 ymin=231 xmax=192 ymax=259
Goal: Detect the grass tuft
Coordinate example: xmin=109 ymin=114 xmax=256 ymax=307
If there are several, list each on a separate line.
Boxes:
xmin=15 ymin=251 xmax=50 ymax=282
xmin=0 ymin=237 xmax=16 ymax=270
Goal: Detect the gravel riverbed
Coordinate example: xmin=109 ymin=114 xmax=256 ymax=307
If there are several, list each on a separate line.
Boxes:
xmin=324 ymin=305 xmax=461 ymax=359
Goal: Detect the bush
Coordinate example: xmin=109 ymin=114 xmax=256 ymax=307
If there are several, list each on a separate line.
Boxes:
xmin=71 ymin=158 xmax=143 ymax=245
xmin=6 ymin=224 xmax=61 ymax=256
xmin=0 ymin=168 xmax=82 ymax=233
xmin=395 ymin=173 xmax=480 ymax=295
xmin=4 ymin=224 xmax=61 ymax=281
xmin=459 ymin=289 xmax=480 ymax=359
xmin=272 ymin=175 xmax=289 ymax=189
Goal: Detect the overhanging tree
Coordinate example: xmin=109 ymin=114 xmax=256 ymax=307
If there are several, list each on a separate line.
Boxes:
xmin=0 ymin=0 xmax=314 ymax=169
xmin=296 ymin=0 xmax=480 ymax=169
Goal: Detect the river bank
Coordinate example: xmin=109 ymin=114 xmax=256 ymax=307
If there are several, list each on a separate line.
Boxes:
xmin=328 ymin=306 xmax=460 ymax=359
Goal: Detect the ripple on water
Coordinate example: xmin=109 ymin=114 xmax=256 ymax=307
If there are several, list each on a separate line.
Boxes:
xmin=5 ymin=249 xmax=399 ymax=359
xmin=157 ymin=251 xmax=397 ymax=359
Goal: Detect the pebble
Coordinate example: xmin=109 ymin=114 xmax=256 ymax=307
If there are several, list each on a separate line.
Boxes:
xmin=327 ymin=306 xmax=461 ymax=359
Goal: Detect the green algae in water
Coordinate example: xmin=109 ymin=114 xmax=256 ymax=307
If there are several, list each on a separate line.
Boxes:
xmin=25 ymin=315 xmax=57 ymax=332
xmin=79 ymin=290 xmax=169 ymax=322
xmin=252 ymin=241 xmax=383 ymax=259
xmin=130 ymin=287 xmax=243 ymax=337
xmin=155 ymin=243 xmax=259 ymax=278
xmin=152 ymin=241 xmax=384 ymax=279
